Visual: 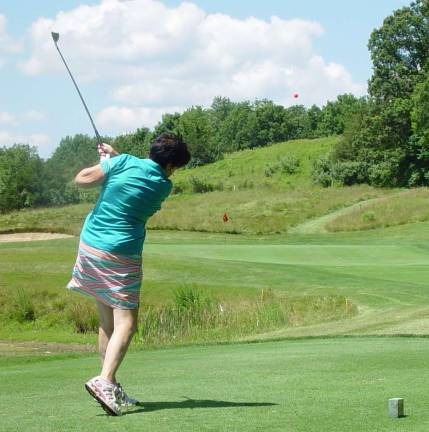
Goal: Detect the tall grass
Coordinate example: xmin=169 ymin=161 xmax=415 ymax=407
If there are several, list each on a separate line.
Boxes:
xmin=137 ymin=286 xmax=357 ymax=346
xmin=8 ymin=288 xmax=36 ymax=323
xmin=0 ymin=285 xmax=357 ymax=346
xmin=326 ymin=189 xmax=429 ymax=232
xmin=0 ymin=287 xmax=98 ymax=334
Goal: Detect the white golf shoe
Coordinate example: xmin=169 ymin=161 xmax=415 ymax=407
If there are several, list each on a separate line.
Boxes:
xmin=85 ymin=376 xmax=122 ymax=416
xmin=115 ymin=382 xmax=140 ymax=407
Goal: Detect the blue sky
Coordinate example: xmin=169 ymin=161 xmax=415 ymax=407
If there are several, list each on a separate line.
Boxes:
xmin=0 ymin=0 xmax=411 ymax=157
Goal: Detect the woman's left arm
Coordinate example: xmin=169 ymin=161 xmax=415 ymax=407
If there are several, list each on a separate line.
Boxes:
xmin=74 ymin=164 xmax=105 ymax=188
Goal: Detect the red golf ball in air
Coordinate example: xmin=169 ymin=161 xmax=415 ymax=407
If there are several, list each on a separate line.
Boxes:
xmin=293 ymin=92 xmax=299 ymax=99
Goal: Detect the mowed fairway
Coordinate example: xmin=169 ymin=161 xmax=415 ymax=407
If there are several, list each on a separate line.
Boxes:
xmin=2 ymin=337 xmax=429 ymax=431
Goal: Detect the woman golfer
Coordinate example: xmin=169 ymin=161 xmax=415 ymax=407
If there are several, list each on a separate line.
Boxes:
xmin=67 ymin=133 xmax=190 ymax=416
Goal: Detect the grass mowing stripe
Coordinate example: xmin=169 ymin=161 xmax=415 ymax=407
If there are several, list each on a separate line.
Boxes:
xmin=2 ymin=337 xmax=429 ymax=431
xmin=145 ymin=243 xmax=429 ymax=267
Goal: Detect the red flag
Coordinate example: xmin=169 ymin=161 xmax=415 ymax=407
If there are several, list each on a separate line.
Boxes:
xmin=223 ymin=212 xmax=229 ymax=223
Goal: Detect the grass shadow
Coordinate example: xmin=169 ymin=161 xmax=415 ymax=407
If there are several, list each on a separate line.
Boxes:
xmin=123 ymin=396 xmax=277 ymax=415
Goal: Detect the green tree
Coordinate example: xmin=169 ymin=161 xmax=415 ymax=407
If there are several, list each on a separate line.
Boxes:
xmin=152 ymin=113 xmax=181 ymax=137
xmin=368 ymin=0 xmax=429 ymax=100
xmin=409 ymin=66 xmax=429 ymax=184
xmin=210 ymin=96 xmax=234 ymax=124
xmin=0 ymin=145 xmax=46 ymax=212
xmin=218 ymin=101 xmax=258 ymax=152
xmin=333 ymin=98 xmax=412 ymax=187
xmin=330 ymin=1 xmax=429 ymax=187
xmin=113 ymin=127 xmax=150 ymax=158
xmin=318 ymin=94 xmax=365 ymax=136
xmin=254 ymin=100 xmax=288 ymax=146
xmin=307 ymin=105 xmax=323 ymax=138
xmin=46 ymin=134 xmax=99 ymax=182
xmin=43 ymin=134 xmax=104 ymax=206
xmin=176 ymin=106 xmax=218 ymax=166
xmin=283 ymin=105 xmax=310 ymax=140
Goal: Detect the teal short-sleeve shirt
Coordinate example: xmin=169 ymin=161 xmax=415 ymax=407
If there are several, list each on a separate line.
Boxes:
xmin=80 ymin=154 xmax=172 ymax=255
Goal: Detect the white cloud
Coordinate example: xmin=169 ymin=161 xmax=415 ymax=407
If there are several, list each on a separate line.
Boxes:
xmin=0 ymin=15 xmax=22 ymax=67
xmin=0 ymin=111 xmax=17 ymax=126
xmin=0 ymin=131 xmax=51 ymax=157
xmin=23 ymin=110 xmax=47 ymax=122
xmin=0 ymin=110 xmax=47 ymax=127
xmin=96 ymin=105 xmax=183 ymax=130
xmin=21 ymin=0 xmax=366 ymax=131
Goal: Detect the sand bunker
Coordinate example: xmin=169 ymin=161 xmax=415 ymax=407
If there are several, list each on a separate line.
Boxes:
xmin=0 ymin=233 xmax=74 ymax=243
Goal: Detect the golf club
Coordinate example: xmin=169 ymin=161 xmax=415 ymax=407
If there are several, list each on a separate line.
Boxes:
xmin=51 ymin=31 xmax=108 ymax=159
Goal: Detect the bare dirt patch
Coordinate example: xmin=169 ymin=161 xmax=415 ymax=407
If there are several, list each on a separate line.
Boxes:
xmin=0 ymin=340 xmax=95 ymax=357
xmin=0 ymin=233 xmax=74 ymax=243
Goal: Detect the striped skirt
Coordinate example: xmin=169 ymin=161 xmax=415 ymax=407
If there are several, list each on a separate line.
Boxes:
xmin=67 ymin=241 xmax=142 ymax=310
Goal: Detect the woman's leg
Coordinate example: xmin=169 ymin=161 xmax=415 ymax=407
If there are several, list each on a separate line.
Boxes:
xmin=96 ymin=301 xmax=114 ymax=368
xmin=100 ymin=307 xmax=138 ymax=384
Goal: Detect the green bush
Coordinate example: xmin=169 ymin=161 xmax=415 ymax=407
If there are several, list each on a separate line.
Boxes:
xmin=264 ymin=165 xmax=276 ymax=177
xmin=367 ymin=161 xmax=399 ymax=187
xmin=332 ymin=161 xmax=369 ymax=186
xmin=189 ymin=176 xmax=224 ymax=193
xmin=265 ymin=156 xmax=300 ymax=177
xmin=311 ymin=155 xmax=334 ymax=187
xmin=171 ymin=183 xmax=184 ymax=195
xmin=279 ymin=155 xmax=300 ymax=174
xmin=362 ymin=211 xmax=376 ymax=222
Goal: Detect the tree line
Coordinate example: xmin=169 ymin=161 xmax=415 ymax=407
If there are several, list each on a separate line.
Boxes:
xmin=0 ymin=94 xmax=361 ymax=213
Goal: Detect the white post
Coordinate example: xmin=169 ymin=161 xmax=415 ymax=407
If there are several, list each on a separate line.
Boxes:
xmin=388 ymin=398 xmax=404 ymax=418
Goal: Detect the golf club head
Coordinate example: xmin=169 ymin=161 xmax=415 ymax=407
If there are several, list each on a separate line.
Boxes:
xmin=51 ymin=32 xmax=60 ymax=43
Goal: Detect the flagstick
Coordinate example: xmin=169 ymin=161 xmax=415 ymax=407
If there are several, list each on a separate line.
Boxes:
xmin=222 ymin=212 xmax=229 ymax=246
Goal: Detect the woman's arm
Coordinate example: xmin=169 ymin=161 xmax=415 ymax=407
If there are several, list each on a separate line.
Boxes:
xmin=75 ymin=143 xmax=120 ymax=187
xmin=74 ymin=164 xmax=105 ymax=188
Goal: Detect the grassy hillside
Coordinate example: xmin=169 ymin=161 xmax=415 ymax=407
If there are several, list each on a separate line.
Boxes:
xmin=0 ymin=137 xmax=396 ymax=235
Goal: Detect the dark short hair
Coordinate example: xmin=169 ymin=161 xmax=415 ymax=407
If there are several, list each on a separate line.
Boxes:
xmin=149 ymin=133 xmax=190 ymax=169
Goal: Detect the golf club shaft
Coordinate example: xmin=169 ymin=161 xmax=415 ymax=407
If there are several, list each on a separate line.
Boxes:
xmin=53 ymin=41 xmax=102 ymax=144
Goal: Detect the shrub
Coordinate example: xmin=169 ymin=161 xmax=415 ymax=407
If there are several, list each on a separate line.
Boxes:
xmin=265 ymin=156 xmax=300 ymax=177
xmin=279 ymin=155 xmax=300 ymax=174
xmin=368 ymin=161 xmax=398 ymax=187
xmin=362 ymin=211 xmax=376 ymax=222
xmin=311 ymin=155 xmax=334 ymax=187
xmin=189 ymin=176 xmax=224 ymax=193
xmin=264 ymin=165 xmax=276 ymax=177
xmin=171 ymin=183 xmax=184 ymax=195
xmin=332 ymin=161 xmax=369 ymax=186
